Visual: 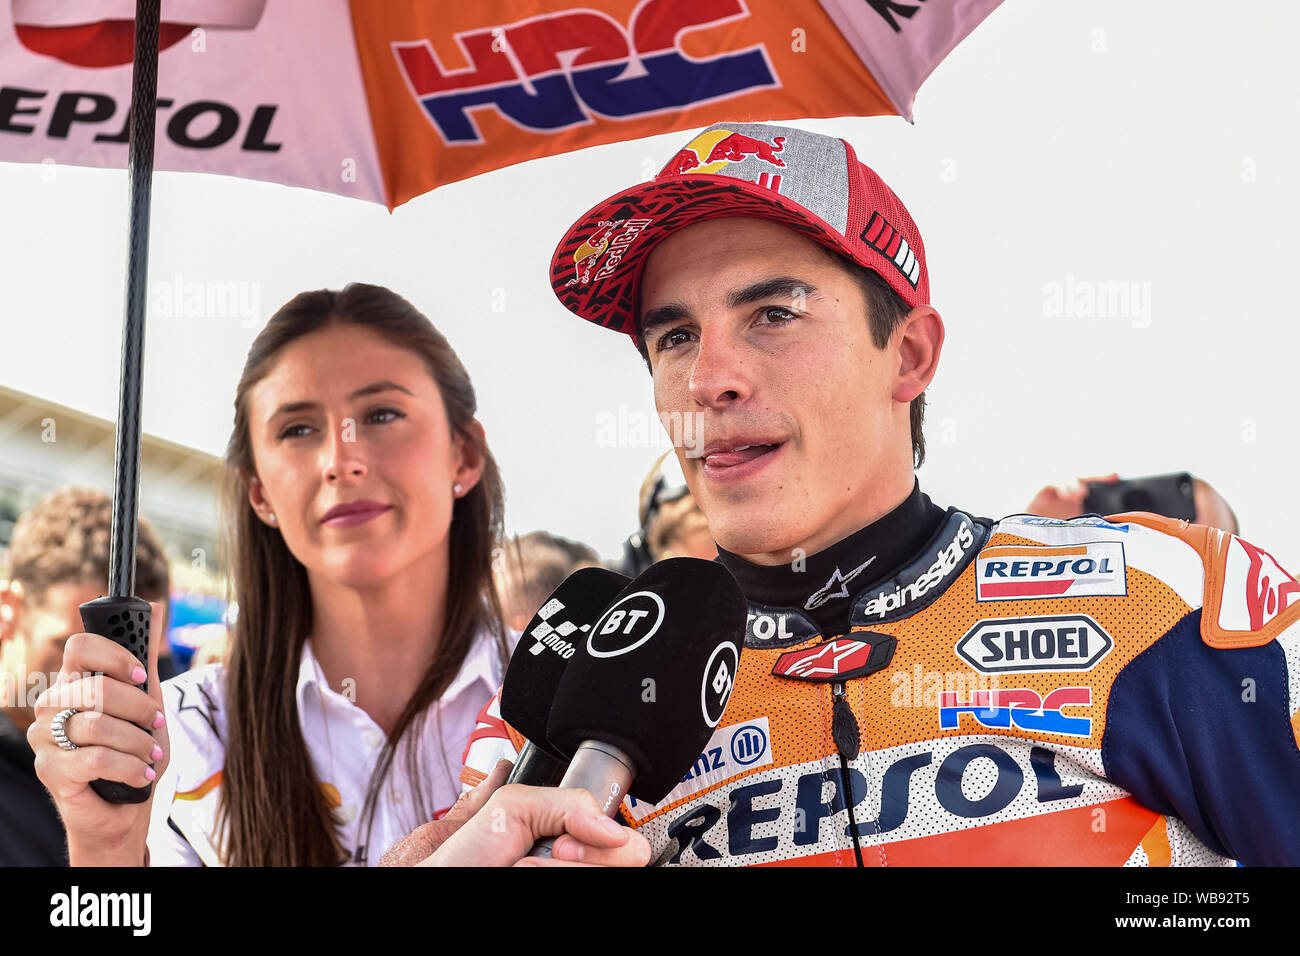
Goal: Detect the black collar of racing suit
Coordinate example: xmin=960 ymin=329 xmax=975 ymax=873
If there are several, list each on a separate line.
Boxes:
xmin=717 ymin=481 xmax=994 ymax=648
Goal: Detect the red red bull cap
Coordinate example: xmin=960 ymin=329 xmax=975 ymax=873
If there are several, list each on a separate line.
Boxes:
xmin=550 ymin=122 xmax=928 ymax=340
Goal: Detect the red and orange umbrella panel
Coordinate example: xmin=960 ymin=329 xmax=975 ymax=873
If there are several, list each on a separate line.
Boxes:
xmin=2 ymin=0 xmax=1003 ymax=209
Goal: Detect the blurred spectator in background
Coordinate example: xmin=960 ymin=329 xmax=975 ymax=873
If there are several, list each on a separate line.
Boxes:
xmin=495 ymin=531 xmax=602 ymax=631
xmin=1026 ymin=472 xmax=1240 ymax=533
xmin=0 ymin=486 xmax=171 ymax=866
xmin=1192 ymin=479 xmax=1239 ymax=534
xmin=188 ymin=623 xmax=231 ymax=669
xmin=617 ymin=452 xmax=719 ymax=576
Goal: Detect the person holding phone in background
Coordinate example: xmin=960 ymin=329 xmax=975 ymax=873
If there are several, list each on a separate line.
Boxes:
xmin=1026 ymin=473 xmax=1240 ymax=534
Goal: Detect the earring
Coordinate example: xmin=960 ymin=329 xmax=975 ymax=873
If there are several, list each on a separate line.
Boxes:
xmin=452 ymin=483 xmax=464 ymax=496
xmin=268 ymin=513 xmax=277 ymax=525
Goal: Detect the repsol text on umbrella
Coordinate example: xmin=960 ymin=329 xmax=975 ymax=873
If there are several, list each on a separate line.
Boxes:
xmin=0 ymin=87 xmax=280 ymax=151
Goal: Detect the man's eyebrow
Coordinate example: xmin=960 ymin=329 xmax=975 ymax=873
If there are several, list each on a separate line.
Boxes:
xmin=638 ymin=277 xmax=821 ymax=340
xmin=726 ymin=277 xmax=820 ymax=309
xmin=639 ymin=303 xmax=690 ymax=339
xmin=267 ymin=381 xmax=415 ymax=422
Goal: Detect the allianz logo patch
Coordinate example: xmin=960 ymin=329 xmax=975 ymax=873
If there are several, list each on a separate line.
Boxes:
xmin=976 ymin=541 xmax=1126 ymax=601
xmin=956 ymin=613 xmax=1114 ymax=674
xmin=624 ymin=717 xmax=773 ymax=822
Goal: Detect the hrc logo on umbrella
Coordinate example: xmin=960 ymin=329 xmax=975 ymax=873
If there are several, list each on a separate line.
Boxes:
xmin=392 ymin=1 xmax=779 ymax=145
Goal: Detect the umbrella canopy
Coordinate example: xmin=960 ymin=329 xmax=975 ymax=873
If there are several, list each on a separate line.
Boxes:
xmin=1 ymin=0 xmax=1003 ymax=209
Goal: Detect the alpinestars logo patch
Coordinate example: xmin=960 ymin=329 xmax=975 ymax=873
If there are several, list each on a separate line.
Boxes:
xmin=805 ymin=556 xmax=877 ymax=611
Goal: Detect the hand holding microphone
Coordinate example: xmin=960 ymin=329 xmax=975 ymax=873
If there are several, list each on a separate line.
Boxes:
xmin=379 ymin=758 xmax=651 ymax=867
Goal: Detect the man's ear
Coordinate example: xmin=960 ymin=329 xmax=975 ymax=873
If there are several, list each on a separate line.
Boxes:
xmin=892 ymin=306 xmax=945 ymax=404
xmin=453 ymin=419 xmax=488 ymax=497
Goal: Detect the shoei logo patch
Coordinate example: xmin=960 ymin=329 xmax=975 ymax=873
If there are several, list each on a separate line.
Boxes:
xmin=939 ymin=686 xmax=1093 ymax=738
xmin=623 ymin=716 xmax=773 ymax=822
xmin=586 ymin=591 xmax=663 ymax=658
xmin=956 ymin=614 xmax=1114 ymax=674
xmin=976 ymin=542 xmax=1126 ymax=601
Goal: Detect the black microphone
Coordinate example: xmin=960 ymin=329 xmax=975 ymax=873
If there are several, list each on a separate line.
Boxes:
xmin=531 ymin=558 xmax=748 ymax=856
xmin=499 ymin=567 xmax=629 ymax=786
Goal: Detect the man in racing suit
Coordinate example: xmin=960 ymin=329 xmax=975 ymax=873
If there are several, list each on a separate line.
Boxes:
xmin=462 ymin=122 xmax=1300 ymax=866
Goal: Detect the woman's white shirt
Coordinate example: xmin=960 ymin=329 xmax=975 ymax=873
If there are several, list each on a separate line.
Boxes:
xmin=146 ymin=626 xmax=506 ymax=865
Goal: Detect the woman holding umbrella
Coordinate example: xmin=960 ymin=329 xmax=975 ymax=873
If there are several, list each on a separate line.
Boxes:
xmin=30 ymin=283 xmax=517 ymax=865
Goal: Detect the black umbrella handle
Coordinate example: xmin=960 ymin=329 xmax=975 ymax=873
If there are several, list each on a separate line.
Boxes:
xmin=79 ymin=596 xmax=154 ymax=804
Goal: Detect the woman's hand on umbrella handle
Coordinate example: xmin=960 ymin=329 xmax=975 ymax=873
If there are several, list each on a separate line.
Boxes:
xmin=27 ymin=629 xmax=169 ymax=866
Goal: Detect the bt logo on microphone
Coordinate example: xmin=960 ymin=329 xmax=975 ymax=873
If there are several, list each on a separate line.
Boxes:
xmin=587 ymin=591 xmax=666 ymax=658
xmin=701 ymin=642 xmax=739 ymax=728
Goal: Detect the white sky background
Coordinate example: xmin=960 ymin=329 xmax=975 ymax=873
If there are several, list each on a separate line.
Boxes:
xmin=1 ymin=1 xmax=1297 ymax=572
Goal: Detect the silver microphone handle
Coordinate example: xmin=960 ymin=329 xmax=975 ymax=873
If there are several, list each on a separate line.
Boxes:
xmin=528 ymin=740 xmax=635 ymax=859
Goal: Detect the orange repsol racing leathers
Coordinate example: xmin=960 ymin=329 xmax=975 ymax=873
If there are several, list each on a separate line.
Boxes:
xmin=462 ymin=484 xmax=1300 ymax=866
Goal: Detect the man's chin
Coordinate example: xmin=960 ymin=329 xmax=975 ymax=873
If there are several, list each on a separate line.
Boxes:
xmin=708 ymin=510 xmax=808 ymax=563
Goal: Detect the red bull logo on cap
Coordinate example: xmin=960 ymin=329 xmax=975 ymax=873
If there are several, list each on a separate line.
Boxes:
xmin=660 ymin=128 xmax=787 ymax=179
xmin=568 ymin=217 xmax=653 ymax=288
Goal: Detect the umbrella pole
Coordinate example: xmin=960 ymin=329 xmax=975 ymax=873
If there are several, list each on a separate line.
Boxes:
xmin=77 ymin=0 xmax=162 ymax=806
xmin=110 ymin=0 xmax=160 ymax=601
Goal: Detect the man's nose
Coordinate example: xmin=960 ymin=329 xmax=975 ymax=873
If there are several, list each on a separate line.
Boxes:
xmin=323 ymin=418 xmax=367 ymax=482
xmin=687 ymin=323 xmax=752 ymax=408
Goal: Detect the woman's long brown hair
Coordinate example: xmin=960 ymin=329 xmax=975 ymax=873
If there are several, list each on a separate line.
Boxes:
xmin=215 ymin=283 xmax=509 ymax=866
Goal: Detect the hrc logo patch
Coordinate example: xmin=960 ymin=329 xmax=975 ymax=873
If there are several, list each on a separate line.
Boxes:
xmin=939 ymin=687 xmax=1093 ymax=738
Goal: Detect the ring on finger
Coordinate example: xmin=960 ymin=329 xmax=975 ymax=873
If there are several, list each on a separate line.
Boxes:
xmin=51 ymin=707 xmax=80 ymax=751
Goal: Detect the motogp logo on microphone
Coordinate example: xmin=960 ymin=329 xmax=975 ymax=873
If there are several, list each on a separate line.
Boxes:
xmin=587 ymin=591 xmax=665 ymax=658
